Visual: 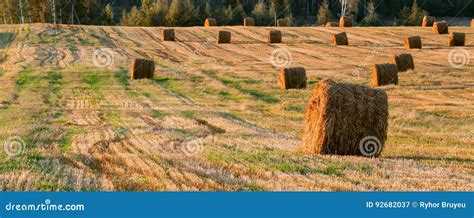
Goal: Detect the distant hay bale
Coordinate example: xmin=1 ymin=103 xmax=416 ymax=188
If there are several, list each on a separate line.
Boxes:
xmin=325 ymin=22 xmax=338 ymax=27
xmin=433 ymin=21 xmax=449 ymax=34
xmin=404 ymin=36 xmax=422 ymax=49
xmin=162 ymin=29 xmax=175 ymax=41
xmin=333 ymin=32 xmax=348 ymax=45
xmin=244 ymin=17 xmax=254 ymax=27
xmin=130 ymin=59 xmax=155 ymax=80
xmin=205 ymin=18 xmax=217 ymax=27
xmin=339 ymin=16 xmax=353 ymax=27
xmin=277 ymin=19 xmax=288 ymax=27
xmin=448 ymin=32 xmax=465 ymax=47
xmin=472 ymin=19 xmax=474 ymax=27
xmin=422 ymin=16 xmax=436 ymax=27
xmin=300 ymin=79 xmax=388 ymax=157
xmin=392 ymin=53 xmax=414 ymax=72
xmin=371 ymin=63 xmax=398 ymax=87
xmin=218 ymin=30 xmax=231 ymax=44
xmin=278 ymin=67 xmax=307 ymax=90
xmin=269 ymin=30 xmax=282 ymax=43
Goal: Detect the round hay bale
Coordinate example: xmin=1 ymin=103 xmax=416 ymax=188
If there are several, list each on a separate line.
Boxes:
xmin=205 ymin=18 xmax=217 ymax=27
xmin=218 ymin=30 xmax=231 ymax=44
xmin=244 ymin=17 xmax=255 ymax=27
xmin=325 ymin=22 xmax=339 ymax=27
xmin=269 ymin=30 xmax=282 ymax=43
xmin=300 ymin=79 xmax=388 ymax=157
xmin=471 ymin=19 xmax=474 ymax=27
xmin=278 ymin=67 xmax=307 ymax=90
xmin=333 ymin=32 xmax=348 ymax=45
xmin=433 ymin=21 xmax=449 ymax=34
xmin=371 ymin=63 xmax=398 ymax=87
xmin=392 ymin=53 xmax=415 ymax=72
xmin=448 ymin=32 xmax=465 ymax=47
xmin=162 ymin=29 xmax=175 ymax=41
xmin=130 ymin=59 xmax=155 ymax=80
xmin=277 ymin=19 xmax=288 ymax=27
xmin=422 ymin=16 xmax=436 ymax=27
xmin=339 ymin=16 xmax=353 ymax=27
xmin=404 ymin=36 xmax=422 ymax=49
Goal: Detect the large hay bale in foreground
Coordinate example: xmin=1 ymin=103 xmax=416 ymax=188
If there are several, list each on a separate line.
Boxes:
xmin=325 ymin=22 xmax=338 ymax=27
xmin=392 ymin=53 xmax=415 ymax=72
xmin=204 ymin=18 xmax=217 ymax=27
xmin=333 ymin=32 xmax=348 ymax=45
xmin=371 ymin=64 xmax=398 ymax=87
xmin=218 ymin=30 xmax=231 ymax=44
xmin=162 ymin=29 xmax=175 ymax=41
xmin=448 ymin=32 xmax=465 ymax=47
xmin=339 ymin=16 xmax=353 ymax=27
xmin=277 ymin=19 xmax=288 ymax=27
xmin=434 ymin=21 xmax=449 ymax=34
xmin=269 ymin=30 xmax=282 ymax=43
xmin=404 ymin=36 xmax=422 ymax=49
xmin=278 ymin=67 xmax=307 ymax=90
xmin=301 ymin=79 xmax=388 ymax=157
xmin=244 ymin=17 xmax=254 ymax=27
xmin=130 ymin=59 xmax=155 ymax=80
xmin=422 ymin=16 xmax=436 ymax=27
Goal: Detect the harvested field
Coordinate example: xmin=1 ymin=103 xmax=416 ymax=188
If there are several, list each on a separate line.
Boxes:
xmin=0 ymin=24 xmax=473 ymax=191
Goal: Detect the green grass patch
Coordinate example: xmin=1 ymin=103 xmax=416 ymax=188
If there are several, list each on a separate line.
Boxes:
xmin=151 ymin=110 xmax=167 ymax=118
xmin=220 ymin=78 xmax=278 ymax=104
xmin=180 ymin=110 xmax=196 ymax=119
xmin=0 ymin=32 xmax=14 ymax=49
xmin=59 ymin=128 xmax=86 ymax=152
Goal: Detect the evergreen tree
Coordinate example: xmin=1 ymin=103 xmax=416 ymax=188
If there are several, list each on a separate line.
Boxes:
xmin=317 ymin=0 xmax=334 ymax=25
xmin=104 ymin=3 xmax=114 ymax=25
xmin=252 ymin=0 xmax=270 ymax=25
xmin=360 ymin=1 xmax=381 ymax=26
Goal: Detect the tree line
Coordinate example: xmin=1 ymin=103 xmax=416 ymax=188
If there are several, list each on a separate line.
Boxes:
xmin=0 ymin=0 xmax=472 ymax=26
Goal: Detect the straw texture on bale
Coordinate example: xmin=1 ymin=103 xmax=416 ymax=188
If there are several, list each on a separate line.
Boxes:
xmin=434 ymin=21 xmax=449 ymax=34
xmin=243 ymin=17 xmax=254 ymax=27
xmin=404 ymin=36 xmax=422 ymax=49
xmin=325 ymin=22 xmax=338 ymax=27
xmin=162 ymin=29 xmax=175 ymax=41
xmin=448 ymin=32 xmax=465 ymax=47
xmin=269 ymin=30 xmax=282 ymax=43
xmin=218 ymin=30 xmax=231 ymax=44
xmin=392 ymin=54 xmax=415 ymax=72
xmin=422 ymin=16 xmax=436 ymax=27
xmin=371 ymin=64 xmax=398 ymax=87
xmin=339 ymin=16 xmax=353 ymax=27
xmin=333 ymin=32 xmax=348 ymax=45
xmin=278 ymin=67 xmax=307 ymax=90
xmin=277 ymin=19 xmax=288 ymax=27
xmin=130 ymin=59 xmax=155 ymax=80
xmin=301 ymin=79 xmax=388 ymax=157
xmin=204 ymin=18 xmax=217 ymax=27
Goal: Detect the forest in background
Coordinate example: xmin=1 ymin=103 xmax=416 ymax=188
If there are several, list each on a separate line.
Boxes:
xmin=0 ymin=0 xmax=473 ymax=26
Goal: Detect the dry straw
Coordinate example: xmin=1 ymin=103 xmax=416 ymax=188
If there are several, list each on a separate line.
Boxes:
xmin=277 ymin=19 xmax=288 ymax=27
xmin=448 ymin=32 xmax=465 ymax=47
xmin=333 ymin=32 xmax=348 ymax=45
xmin=162 ymin=29 xmax=175 ymax=41
xmin=371 ymin=63 xmax=398 ymax=87
xmin=269 ymin=30 xmax=282 ymax=43
xmin=325 ymin=22 xmax=339 ymax=27
xmin=218 ymin=30 xmax=231 ymax=44
xmin=205 ymin=18 xmax=217 ymax=27
xmin=130 ymin=59 xmax=155 ymax=80
xmin=300 ymin=79 xmax=388 ymax=157
xmin=392 ymin=53 xmax=415 ymax=72
xmin=339 ymin=16 xmax=353 ymax=27
xmin=404 ymin=36 xmax=422 ymax=49
xmin=244 ymin=17 xmax=254 ymax=27
xmin=434 ymin=21 xmax=449 ymax=34
xmin=422 ymin=16 xmax=436 ymax=27
xmin=278 ymin=67 xmax=307 ymax=90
